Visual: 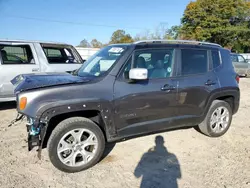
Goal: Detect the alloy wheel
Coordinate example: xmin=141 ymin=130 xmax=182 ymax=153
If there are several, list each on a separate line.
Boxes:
xmin=210 ymin=107 xmax=230 ymax=133
xmin=57 ymin=128 xmax=98 ymax=167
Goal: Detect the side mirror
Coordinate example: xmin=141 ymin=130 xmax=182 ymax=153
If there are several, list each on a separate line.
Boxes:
xmin=129 ymin=68 xmax=148 ymax=80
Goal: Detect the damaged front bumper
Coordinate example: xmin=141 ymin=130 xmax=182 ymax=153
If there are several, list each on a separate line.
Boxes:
xmin=9 ymin=113 xmax=48 ymax=159
xmin=9 ymin=114 xmax=44 ymax=152
xmin=25 ymin=116 xmax=47 ymax=158
xmin=26 ymin=117 xmax=41 ymax=151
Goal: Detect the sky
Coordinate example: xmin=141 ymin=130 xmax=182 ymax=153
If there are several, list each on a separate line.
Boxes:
xmin=0 ymin=0 xmax=191 ymax=46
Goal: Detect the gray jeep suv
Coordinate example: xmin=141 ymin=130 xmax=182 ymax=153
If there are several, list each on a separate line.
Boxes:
xmin=12 ymin=40 xmax=240 ymax=173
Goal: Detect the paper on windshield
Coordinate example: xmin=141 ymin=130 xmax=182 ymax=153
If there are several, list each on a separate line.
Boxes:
xmin=108 ymin=47 xmax=124 ymax=53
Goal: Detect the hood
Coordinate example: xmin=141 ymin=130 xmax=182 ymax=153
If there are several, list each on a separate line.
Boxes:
xmin=11 ymin=72 xmax=92 ymax=93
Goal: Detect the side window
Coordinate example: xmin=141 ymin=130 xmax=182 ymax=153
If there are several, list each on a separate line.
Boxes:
xmin=133 ymin=49 xmax=174 ymax=79
xmin=212 ymin=50 xmax=221 ymax=69
xmin=231 ymin=55 xmax=238 ymax=62
xmin=138 ymin=53 xmax=152 ymax=69
xmin=238 ymin=55 xmax=246 ymax=63
xmin=44 ymin=48 xmax=62 ymax=58
xmin=65 ymin=49 xmax=73 ymax=58
xmin=42 ymin=46 xmax=81 ymax=64
xmin=0 ymin=45 xmax=34 ymax=65
xmin=181 ymin=49 xmax=208 ymax=75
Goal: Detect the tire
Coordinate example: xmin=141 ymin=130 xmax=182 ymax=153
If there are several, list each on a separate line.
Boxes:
xmin=198 ymin=100 xmax=232 ymax=137
xmin=47 ymin=117 xmax=105 ymax=173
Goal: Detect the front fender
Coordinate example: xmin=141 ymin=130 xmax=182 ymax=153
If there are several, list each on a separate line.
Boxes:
xmin=38 ymin=98 xmax=104 ymax=121
xmin=28 ymin=98 xmax=115 ymax=158
xmin=38 ymin=98 xmax=115 ymax=135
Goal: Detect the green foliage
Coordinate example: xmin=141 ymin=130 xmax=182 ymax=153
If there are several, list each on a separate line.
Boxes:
xmin=164 ymin=25 xmax=181 ymax=40
xmin=133 ymin=24 xmax=181 ymax=41
xmin=90 ymin=39 xmax=103 ymax=48
xmin=109 ymin=30 xmax=134 ymax=44
xmin=78 ymin=39 xmax=91 ymax=48
xmin=181 ymin=0 xmax=250 ymax=52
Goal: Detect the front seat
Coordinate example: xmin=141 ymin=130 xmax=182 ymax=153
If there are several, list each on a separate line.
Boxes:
xmin=1 ymin=50 xmax=8 ymax=61
xmin=150 ymin=60 xmax=168 ymax=78
xmin=136 ymin=57 xmax=146 ymax=68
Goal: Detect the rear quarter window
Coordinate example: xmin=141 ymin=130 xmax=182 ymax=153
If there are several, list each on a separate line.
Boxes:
xmin=212 ymin=50 xmax=221 ymax=69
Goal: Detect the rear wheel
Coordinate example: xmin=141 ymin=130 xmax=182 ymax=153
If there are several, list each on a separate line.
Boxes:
xmin=198 ymin=100 xmax=232 ymax=137
xmin=47 ymin=117 xmax=105 ymax=173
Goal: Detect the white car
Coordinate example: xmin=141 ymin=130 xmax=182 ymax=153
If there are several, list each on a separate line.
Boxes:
xmin=0 ymin=39 xmax=84 ymax=102
xmin=231 ymin=53 xmax=250 ymax=77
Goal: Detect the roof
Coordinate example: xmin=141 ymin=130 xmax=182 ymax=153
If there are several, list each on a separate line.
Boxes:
xmin=0 ymin=38 xmax=69 ymax=45
xmin=107 ymin=43 xmax=131 ymax=46
xmin=134 ymin=40 xmax=222 ymax=48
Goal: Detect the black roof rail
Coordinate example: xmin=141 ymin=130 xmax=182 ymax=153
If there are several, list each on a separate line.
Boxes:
xmin=134 ymin=40 xmax=222 ymax=47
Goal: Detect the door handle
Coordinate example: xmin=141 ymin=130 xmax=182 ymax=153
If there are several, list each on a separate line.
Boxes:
xmin=161 ymin=84 xmax=176 ymax=92
xmin=205 ymin=80 xmax=216 ymax=86
xmin=32 ymin=68 xmax=39 ymax=72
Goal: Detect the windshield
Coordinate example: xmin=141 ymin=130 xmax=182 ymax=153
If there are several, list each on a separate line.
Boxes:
xmin=77 ymin=45 xmax=128 ymax=77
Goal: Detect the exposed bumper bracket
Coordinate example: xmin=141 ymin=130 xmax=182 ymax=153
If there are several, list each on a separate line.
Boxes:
xmin=8 ymin=113 xmax=24 ymax=127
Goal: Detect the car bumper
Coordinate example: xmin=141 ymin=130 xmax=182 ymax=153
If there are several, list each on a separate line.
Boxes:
xmin=26 ymin=117 xmax=42 ymax=151
xmin=233 ymin=91 xmax=240 ymax=115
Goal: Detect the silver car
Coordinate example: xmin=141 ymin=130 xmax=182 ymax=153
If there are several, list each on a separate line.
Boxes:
xmin=0 ymin=39 xmax=84 ymax=102
xmin=231 ymin=53 xmax=250 ymax=77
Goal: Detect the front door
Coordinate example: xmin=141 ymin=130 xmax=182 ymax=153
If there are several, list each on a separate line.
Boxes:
xmin=0 ymin=42 xmax=40 ymax=99
xmin=113 ymin=48 xmax=179 ymax=137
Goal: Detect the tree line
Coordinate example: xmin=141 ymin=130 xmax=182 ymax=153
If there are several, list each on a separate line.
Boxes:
xmin=78 ymin=25 xmax=179 ymax=48
xmin=78 ymin=0 xmax=250 ymax=53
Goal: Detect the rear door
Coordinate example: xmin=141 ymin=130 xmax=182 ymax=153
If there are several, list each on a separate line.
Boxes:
xmin=0 ymin=42 xmax=40 ymax=98
xmin=175 ymin=48 xmax=220 ymax=125
xmin=41 ymin=44 xmax=83 ymax=72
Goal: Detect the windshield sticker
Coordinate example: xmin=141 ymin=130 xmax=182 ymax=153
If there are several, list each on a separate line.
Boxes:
xmin=167 ymin=67 xmax=172 ymax=73
xmin=108 ymin=47 xmax=124 ymax=53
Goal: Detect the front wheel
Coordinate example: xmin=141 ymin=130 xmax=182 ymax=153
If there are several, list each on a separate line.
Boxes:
xmin=198 ymin=100 xmax=232 ymax=137
xmin=47 ymin=117 xmax=105 ymax=173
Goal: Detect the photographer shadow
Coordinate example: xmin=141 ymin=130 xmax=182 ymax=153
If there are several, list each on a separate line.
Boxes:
xmin=134 ymin=136 xmax=181 ymax=188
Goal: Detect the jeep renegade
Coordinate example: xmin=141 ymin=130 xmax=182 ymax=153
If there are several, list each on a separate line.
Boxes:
xmin=11 ymin=40 xmax=240 ymax=173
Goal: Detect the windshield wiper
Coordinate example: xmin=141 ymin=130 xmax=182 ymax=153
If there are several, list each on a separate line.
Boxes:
xmin=67 ymin=69 xmax=79 ymax=76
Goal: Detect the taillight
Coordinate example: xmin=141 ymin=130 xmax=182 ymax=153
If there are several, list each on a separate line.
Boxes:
xmin=235 ymin=75 xmax=240 ymax=84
